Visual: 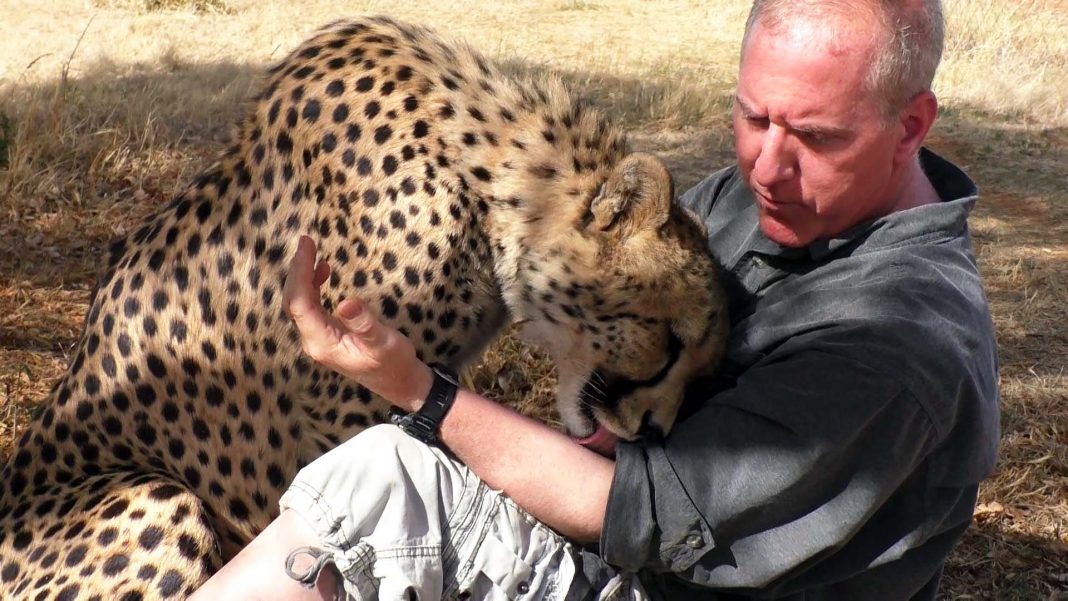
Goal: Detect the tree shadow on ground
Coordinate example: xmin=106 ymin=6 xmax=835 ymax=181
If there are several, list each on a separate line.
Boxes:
xmin=942 ymin=521 xmax=1068 ymax=600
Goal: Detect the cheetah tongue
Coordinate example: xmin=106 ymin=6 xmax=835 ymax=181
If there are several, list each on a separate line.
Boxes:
xmin=576 ymin=425 xmax=619 ymax=458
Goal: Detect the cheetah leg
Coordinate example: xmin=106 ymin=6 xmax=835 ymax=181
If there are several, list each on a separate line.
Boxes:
xmin=0 ymin=472 xmax=223 ymax=600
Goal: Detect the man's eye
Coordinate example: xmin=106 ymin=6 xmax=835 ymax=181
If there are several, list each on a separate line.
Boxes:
xmin=745 ymin=115 xmax=769 ymax=127
xmin=799 ymin=131 xmax=830 ymax=145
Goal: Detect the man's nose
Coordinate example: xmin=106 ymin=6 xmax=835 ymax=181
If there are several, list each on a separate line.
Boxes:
xmin=752 ymin=124 xmax=796 ymax=188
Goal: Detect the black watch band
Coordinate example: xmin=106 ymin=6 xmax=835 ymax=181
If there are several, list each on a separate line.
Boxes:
xmin=392 ymin=363 xmax=460 ymax=445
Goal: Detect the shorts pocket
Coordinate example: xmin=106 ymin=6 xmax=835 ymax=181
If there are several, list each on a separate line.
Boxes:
xmin=466 ymin=532 xmax=535 ymax=598
xmin=370 ymin=545 xmax=446 ymax=601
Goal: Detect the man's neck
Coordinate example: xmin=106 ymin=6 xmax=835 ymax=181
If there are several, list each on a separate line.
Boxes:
xmin=894 ymin=156 xmax=942 ymax=212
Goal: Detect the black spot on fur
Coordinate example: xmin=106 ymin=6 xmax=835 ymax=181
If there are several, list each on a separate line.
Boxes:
xmin=56 ymin=584 xmax=81 ymax=601
xmin=276 ymin=132 xmax=294 ymax=153
xmin=332 ymin=103 xmax=349 ymax=123
xmin=364 ymin=100 xmax=381 ymax=119
xmin=322 ymin=132 xmax=337 ymax=152
xmin=374 ymin=125 xmax=393 ymax=144
xmin=102 ymin=554 xmax=130 ymax=576
xmin=84 ymin=374 xmax=101 ymax=396
xmin=380 ymin=296 xmax=399 ymax=318
xmin=229 ymin=498 xmax=250 ymax=520
xmin=158 ymin=570 xmax=184 ymax=598
xmin=177 ymin=533 xmax=199 ymax=560
xmin=139 ymin=526 xmax=165 ymax=550
xmin=355 ymin=76 xmax=375 ymax=92
xmin=136 ymin=384 xmax=157 ymax=407
xmin=471 ymin=167 xmax=491 ymax=182
xmin=98 ymin=527 xmax=119 ymax=546
xmin=382 ymin=155 xmax=398 ymax=175
xmin=302 ymin=99 xmax=321 ymax=122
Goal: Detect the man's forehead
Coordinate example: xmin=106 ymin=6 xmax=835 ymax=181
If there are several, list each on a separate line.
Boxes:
xmin=747 ymin=15 xmax=879 ymax=63
xmin=745 ymin=6 xmax=888 ymax=68
xmin=739 ymin=19 xmax=879 ymax=123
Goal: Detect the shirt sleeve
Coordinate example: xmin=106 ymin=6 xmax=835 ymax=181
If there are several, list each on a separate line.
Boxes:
xmin=600 ymin=344 xmax=939 ymax=590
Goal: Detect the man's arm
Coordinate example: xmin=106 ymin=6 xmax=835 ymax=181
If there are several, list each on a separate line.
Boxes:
xmin=438 ymin=389 xmax=614 ymax=542
xmin=283 ymin=235 xmax=614 ymax=542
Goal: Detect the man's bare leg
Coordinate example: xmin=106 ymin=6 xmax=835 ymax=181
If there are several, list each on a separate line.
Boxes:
xmin=191 ymin=510 xmax=340 ymax=601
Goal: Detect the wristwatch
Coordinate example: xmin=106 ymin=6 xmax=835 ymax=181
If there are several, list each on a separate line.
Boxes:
xmin=392 ymin=363 xmax=460 ymax=445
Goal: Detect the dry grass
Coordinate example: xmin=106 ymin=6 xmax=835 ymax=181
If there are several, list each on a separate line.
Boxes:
xmin=90 ymin=0 xmax=232 ymax=14
xmin=1 ymin=1 xmax=1066 ymax=598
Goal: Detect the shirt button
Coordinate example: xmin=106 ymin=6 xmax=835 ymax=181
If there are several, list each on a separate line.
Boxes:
xmin=517 ymin=581 xmax=530 ymax=594
xmin=685 ymin=533 xmax=704 ymax=548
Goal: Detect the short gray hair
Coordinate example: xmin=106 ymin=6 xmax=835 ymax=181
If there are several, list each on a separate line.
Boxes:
xmin=741 ymin=0 xmax=944 ymax=120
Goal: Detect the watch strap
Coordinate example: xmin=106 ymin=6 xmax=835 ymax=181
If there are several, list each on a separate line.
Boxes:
xmin=393 ymin=363 xmax=459 ymax=444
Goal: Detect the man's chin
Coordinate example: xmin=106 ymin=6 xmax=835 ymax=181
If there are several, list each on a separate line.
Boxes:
xmin=758 ymin=212 xmax=812 ymax=248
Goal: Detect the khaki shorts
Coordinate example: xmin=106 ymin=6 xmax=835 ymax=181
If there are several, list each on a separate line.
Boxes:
xmin=279 ymin=425 xmax=648 ymax=601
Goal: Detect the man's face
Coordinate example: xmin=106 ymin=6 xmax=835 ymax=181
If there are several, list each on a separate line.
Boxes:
xmin=734 ymin=20 xmax=905 ymax=247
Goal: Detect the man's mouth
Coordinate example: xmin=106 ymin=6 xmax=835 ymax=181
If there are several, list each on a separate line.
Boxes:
xmin=755 ymin=191 xmax=795 ymax=208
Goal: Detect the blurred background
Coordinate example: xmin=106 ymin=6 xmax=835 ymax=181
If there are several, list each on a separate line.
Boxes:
xmin=1 ymin=1 xmax=1065 ymax=597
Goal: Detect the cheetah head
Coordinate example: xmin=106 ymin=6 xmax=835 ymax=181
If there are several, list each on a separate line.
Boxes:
xmin=513 ymin=152 xmax=728 ymax=446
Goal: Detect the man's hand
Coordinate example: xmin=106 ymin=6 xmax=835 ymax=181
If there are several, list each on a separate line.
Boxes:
xmin=283 ymin=235 xmax=433 ymax=411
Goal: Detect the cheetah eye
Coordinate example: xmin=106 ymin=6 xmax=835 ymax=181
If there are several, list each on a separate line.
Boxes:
xmin=582 ymin=330 xmax=685 ymax=404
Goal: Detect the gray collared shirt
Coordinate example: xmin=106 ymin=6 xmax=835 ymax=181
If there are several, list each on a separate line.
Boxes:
xmin=598 ymin=149 xmax=1000 ymax=600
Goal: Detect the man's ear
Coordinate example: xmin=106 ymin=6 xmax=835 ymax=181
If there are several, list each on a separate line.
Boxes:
xmin=895 ymin=90 xmax=938 ymax=166
xmin=585 ymin=153 xmax=673 ymax=234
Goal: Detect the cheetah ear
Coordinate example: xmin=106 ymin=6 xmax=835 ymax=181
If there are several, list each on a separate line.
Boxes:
xmin=586 ymin=153 xmax=673 ymax=234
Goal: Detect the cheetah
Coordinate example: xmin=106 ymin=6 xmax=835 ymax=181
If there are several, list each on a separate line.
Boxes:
xmin=0 ymin=16 xmax=727 ymax=600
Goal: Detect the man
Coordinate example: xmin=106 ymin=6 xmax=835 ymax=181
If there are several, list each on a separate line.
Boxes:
xmin=195 ymin=0 xmax=999 ymax=599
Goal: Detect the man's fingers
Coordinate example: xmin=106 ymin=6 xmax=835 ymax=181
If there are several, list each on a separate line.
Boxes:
xmin=284 ymin=235 xmax=325 ymax=322
xmin=337 ymin=298 xmax=382 ymax=347
xmin=314 ymin=259 xmax=331 ymax=288
xmin=285 ymin=237 xmax=393 ymax=374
